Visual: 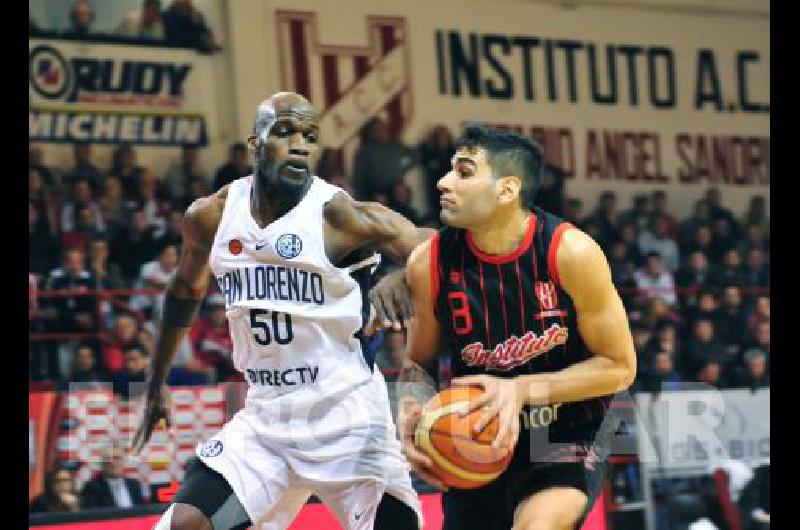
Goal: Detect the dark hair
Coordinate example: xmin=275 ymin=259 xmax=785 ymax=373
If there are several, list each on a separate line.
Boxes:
xmin=455 ymin=124 xmax=543 ymax=208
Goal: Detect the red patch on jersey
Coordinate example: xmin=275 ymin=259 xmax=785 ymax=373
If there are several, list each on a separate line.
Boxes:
xmin=228 ymin=239 xmax=243 ymax=255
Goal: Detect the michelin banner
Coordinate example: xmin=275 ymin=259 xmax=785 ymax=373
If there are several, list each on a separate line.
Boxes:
xmin=29 ymin=39 xmax=215 ymax=146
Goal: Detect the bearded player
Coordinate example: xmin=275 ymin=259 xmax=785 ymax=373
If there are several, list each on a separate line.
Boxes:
xmin=132 ymin=92 xmax=429 ymax=530
xmin=398 ymin=125 xmax=636 ymax=530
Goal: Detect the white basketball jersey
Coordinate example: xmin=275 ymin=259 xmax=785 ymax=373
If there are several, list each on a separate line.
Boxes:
xmin=209 ymin=175 xmax=375 ymax=406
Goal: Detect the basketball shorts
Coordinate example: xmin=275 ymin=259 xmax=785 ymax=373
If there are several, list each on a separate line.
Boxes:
xmin=186 ymin=368 xmax=423 ymax=530
xmin=441 ymin=442 xmax=609 ymax=530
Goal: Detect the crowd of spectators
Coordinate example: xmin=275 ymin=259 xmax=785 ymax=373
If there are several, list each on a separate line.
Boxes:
xmin=30 ymin=0 xmax=220 ymax=53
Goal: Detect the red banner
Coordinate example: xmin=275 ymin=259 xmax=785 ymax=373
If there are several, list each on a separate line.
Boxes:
xmin=29 ymin=392 xmax=59 ymax=502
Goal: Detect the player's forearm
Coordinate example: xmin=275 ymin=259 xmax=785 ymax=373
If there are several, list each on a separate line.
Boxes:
xmin=383 ymin=227 xmax=436 ymax=264
xmin=516 ymin=355 xmax=634 ymax=407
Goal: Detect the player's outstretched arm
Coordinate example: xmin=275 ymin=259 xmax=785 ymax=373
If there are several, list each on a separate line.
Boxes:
xmin=517 ymin=227 xmax=637 ymax=405
xmin=397 ymin=239 xmax=448 ymax=491
xmin=325 ymin=193 xmax=435 ymax=328
xmin=132 ymin=193 xmax=221 ymax=453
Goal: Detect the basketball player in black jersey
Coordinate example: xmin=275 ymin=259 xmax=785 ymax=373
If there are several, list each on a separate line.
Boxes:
xmin=398 ymin=125 xmax=637 ymax=530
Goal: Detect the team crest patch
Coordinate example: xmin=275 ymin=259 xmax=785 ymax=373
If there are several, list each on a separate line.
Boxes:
xmin=200 ymin=439 xmax=223 ymax=458
xmin=276 ymin=234 xmax=302 ymax=259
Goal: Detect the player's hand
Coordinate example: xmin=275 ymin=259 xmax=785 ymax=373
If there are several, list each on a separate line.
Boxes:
xmin=368 ymin=268 xmax=414 ymax=331
xmin=397 ymin=397 xmax=449 ymax=492
xmin=132 ymin=386 xmax=170 ymax=454
xmin=452 ymin=375 xmax=522 ymax=450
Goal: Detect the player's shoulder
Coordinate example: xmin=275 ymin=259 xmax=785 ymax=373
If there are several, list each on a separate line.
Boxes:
xmin=407 ymin=234 xmax=436 ymax=279
xmin=184 ymin=185 xmax=231 ymax=241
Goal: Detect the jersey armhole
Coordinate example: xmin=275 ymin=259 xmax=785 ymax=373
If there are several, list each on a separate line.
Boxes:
xmin=547 ymin=223 xmax=574 ymax=288
xmin=430 ymin=232 xmax=440 ymax=306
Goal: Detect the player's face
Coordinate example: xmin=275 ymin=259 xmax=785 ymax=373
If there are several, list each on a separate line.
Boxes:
xmin=437 ymin=147 xmax=499 ymax=228
xmin=253 ymin=103 xmax=320 ymax=199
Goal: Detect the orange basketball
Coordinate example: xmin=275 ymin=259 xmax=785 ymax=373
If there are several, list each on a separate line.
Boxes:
xmin=414 ymin=386 xmax=514 ymax=489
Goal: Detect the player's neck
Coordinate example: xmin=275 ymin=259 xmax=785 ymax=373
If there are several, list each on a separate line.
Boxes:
xmin=250 ymin=173 xmax=306 ymax=227
xmin=469 ymin=207 xmax=530 ymax=257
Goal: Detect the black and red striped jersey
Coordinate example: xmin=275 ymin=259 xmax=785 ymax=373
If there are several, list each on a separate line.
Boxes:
xmin=431 ymin=206 xmax=611 ymax=452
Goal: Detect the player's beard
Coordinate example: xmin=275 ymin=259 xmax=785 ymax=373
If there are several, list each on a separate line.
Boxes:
xmin=256 ymin=157 xmax=311 ymax=201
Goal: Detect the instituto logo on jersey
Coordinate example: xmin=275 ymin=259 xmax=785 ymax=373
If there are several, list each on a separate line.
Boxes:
xmin=460 ymin=323 xmax=569 ymax=371
xmin=276 ymin=234 xmax=303 ymax=259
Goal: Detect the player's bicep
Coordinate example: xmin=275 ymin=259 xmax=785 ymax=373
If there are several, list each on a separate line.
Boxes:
xmin=169 ymin=205 xmax=215 ymax=299
xmin=405 ymin=240 xmax=440 ymax=366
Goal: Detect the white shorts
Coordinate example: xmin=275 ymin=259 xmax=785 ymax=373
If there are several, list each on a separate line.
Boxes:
xmin=195 ymin=369 xmax=423 ymax=530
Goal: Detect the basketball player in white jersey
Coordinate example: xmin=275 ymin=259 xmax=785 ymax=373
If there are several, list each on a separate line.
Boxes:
xmin=132 ymin=92 xmax=430 ymax=530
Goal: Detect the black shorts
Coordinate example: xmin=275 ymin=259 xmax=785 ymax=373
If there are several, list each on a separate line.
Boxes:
xmin=173 ymin=458 xmax=419 ymax=530
xmin=441 ymin=445 xmax=608 ymax=530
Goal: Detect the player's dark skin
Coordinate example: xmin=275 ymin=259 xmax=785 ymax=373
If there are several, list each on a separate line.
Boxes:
xmin=132 ymin=92 xmax=431 ymax=529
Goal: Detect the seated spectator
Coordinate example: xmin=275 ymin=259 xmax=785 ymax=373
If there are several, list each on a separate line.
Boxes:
xmin=718 ymin=249 xmax=745 ymax=287
xmin=678 ymin=199 xmax=713 ymax=251
xmin=30 ymin=142 xmax=61 ymax=190
xmin=89 ymin=237 xmax=127 ymax=290
xmin=640 ymin=350 xmax=682 ymax=392
xmin=62 ymin=204 xmax=105 ymax=252
xmin=156 ymin=208 xmax=184 ymax=252
xmin=705 ymin=187 xmax=741 ymax=238
xmin=563 ymin=197 xmax=584 ymax=226
xmin=739 ymin=222 xmax=769 ymax=260
xmin=80 ymin=446 xmax=146 ymax=508
xmin=58 ymin=343 xmax=108 ymax=391
xmin=684 ymin=224 xmax=715 ymax=264
xmin=608 ymin=240 xmax=636 ymax=291
xmin=716 ymin=285 xmax=748 ymax=364
xmin=112 ymin=345 xmax=150 ymax=400
xmin=651 ymin=190 xmax=678 ymax=237
xmin=213 ymin=142 xmax=252 ymax=191
xmin=711 ymin=217 xmax=737 ymax=263
xmin=163 ymin=0 xmax=221 ymax=52
xmin=741 ymin=195 xmax=769 ymax=241
xmin=115 ymin=0 xmax=165 ymax=41
xmin=132 ymin=244 xmax=179 ymax=320
xmin=748 ymin=320 xmax=770 ymax=357
xmin=634 ymin=252 xmax=677 ymax=307
xmin=638 ymin=214 xmax=680 ymax=272
xmin=30 ymin=168 xmax=59 ymax=235
xmin=685 ymin=289 xmax=722 ymax=331
xmin=618 ymin=193 xmax=651 ymax=233
xmin=417 ymin=125 xmax=455 ymax=218
xmin=103 ymin=314 xmax=140 ymax=374
xmin=65 ymin=142 xmax=104 ymax=197
xmin=352 ymin=117 xmax=417 ymax=201
xmin=98 ymin=177 xmax=129 ymax=236
xmin=190 ymin=294 xmax=235 ymax=382
xmin=745 ymin=295 xmax=769 ymax=328
xmin=136 ymin=169 xmax=167 ymax=232
xmin=643 ymin=320 xmax=682 ymax=373
xmin=730 ymin=348 xmax=769 ymax=391
xmin=111 ymin=143 xmax=147 ymax=201
xmin=742 ymin=248 xmax=769 ymax=291
xmin=60 ymin=178 xmax=105 ymax=234
xmin=163 ymin=145 xmax=208 ymax=203
xmin=585 ymin=191 xmax=618 ymax=250
xmin=111 ymin=209 xmax=160 ymax=281
xmin=389 ymin=182 xmax=419 ymax=225
xmin=62 ymin=0 xmax=97 ymax=39
xmin=41 ymin=248 xmax=96 ymax=334
xmin=676 ymin=251 xmax=714 ymax=308
xmin=30 ymin=464 xmax=81 ymax=513
xmin=695 ymin=359 xmax=727 ymax=389
xmin=686 ymin=317 xmax=725 ymax=376
xmin=30 ymin=201 xmax=58 ymax=277
xmin=616 ymin=222 xmax=643 ymax=267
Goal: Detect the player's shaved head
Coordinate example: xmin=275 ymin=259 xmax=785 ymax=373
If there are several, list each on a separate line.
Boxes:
xmin=252 ymin=92 xmax=317 ymax=143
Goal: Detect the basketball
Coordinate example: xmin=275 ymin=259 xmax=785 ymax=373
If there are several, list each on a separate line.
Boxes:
xmin=414 ymin=386 xmax=515 ymax=489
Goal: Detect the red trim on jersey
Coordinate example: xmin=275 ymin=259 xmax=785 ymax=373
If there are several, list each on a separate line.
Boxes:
xmin=430 ymin=233 xmax=440 ymax=305
xmin=515 ymin=258 xmax=525 ymax=329
xmin=497 ymin=264 xmax=509 ymax=339
xmin=466 ymin=214 xmax=537 ymax=264
xmin=548 ymin=223 xmax=575 ymax=287
xmin=478 ymin=261 xmax=491 ymax=346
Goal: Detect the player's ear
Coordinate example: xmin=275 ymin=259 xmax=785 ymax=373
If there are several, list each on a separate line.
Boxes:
xmin=496 ymin=176 xmax=522 ymax=205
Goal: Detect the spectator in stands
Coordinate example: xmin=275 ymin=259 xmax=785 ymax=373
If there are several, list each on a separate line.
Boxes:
xmin=65 ymin=142 xmax=104 ymax=197
xmin=111 ymin=143 xmax=146 ymax=201
xmin=103 ymin=314 xmax=140 ymax=374
xmin=716 ymin=285 xmax=748 ymax=365
xmin=651 ymin=190 xmax=677 ymax=234
xmin=608 ymin=240 xmax=636 ymax=290
xmin=536 ymin=164 xmax=566 ymax=216
xmin=352 ymin=117 xmax=417 ymax=201
xmin=616 ymin=222 xmax=643 ymax=266
xmin=112 ymin=344 xmax=150 ymax=399
xmin=749 ymin=320 xmax=770 ymax=358
xmin=98 ymin=176 xmax=128 ymax=236
xmin=676 ymin=251 xmax=714 ymax=308
xmin=213 ymin=142 xmax=252 ymax=191
xmin=746 ymin=295 xmax=769 ymax=329
xmin=163 ymin=0 xmax=220 ymax=52
xmin=163 ymin=145 xmax=207 ymax=203
xmin=643 ymin=320 xmax=682 ymax=373
xmin=638 ymin=214 xmax=680 ymax=272
xmin=619 ymin=193 xmax=651 ymax=232
xmin=111 ymin=208 xmax=159 ymax=281
xmin=132 ymin=244 xmax=179 ymax=320
xmin=705 ymin=187 xmax=741 ymax=238
xmin=730 ymin=348 xmax=769 ymax=391
xmin=30 ymin=143 xmax=61 ymax=190
xmin=640 ymin=350 xmax=682 ymax=393
xmin=585 ymin=191 xmax=618 ymax=249
xmin=30 ymin=201 xmax=58 ymax=277
xmin=718 ymin=249 xmax=745 ymax=287
xmin=187 ymin=177 xmax=212 ymax=208
xmin=62 ymin=204 xmax=105 ymax=252
xmin=190 ymin=294 xmax=235 ymax=382
xmin=742 ymin=195 xmax=769 ymax=240
xmin=634 ymin=252 xmax=677 ymax=307
xmin=60 ymin=178 xmax=104 ymax=235
xmin=740 ymin=223 xmax=769 ymax=261
xmin=136 ymin=169 xmax=165 ymax=230
xmin=42 ymin=248 xmax=95 ymax=334
xmin=418 ymin=125 xmax=455 ymax=218
xmin=684 ymin=224 xmax=715 ymax=264
xmin=80 ymin=446 xmax=146 ymax=508
xmin=563 ymin=197 xmax=584 ymax=226
xmin=389 ymin=182 xmax=420 ymax=225
xmin=62 ymin=0 xmax=96 ymax=39
xmin=316 ymin=148 xmax=354 ymax=196
xmin=678 ymin=199 xmax=713 ymax=250
xmin=115 ymin=0 xmax=165 ymax=40
xmin=686 ymin=289 xmax=721 ymax=330
xmin=58 ymin=343 xmax=108 ymax=391
xmin=695 ymin=359 xmax=726 ymax=389
xmin=89 ymin=237 xmax=127 ymax=290
xmin=30 ymin=464 xmax=81 ymax=513
xmin=686 ymin=317 xmax=725 ymax=377
xmin=156 ymin=208 xmax=184 ymax=251
xmin=710 ymin=217 xmax=737 ymax=263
